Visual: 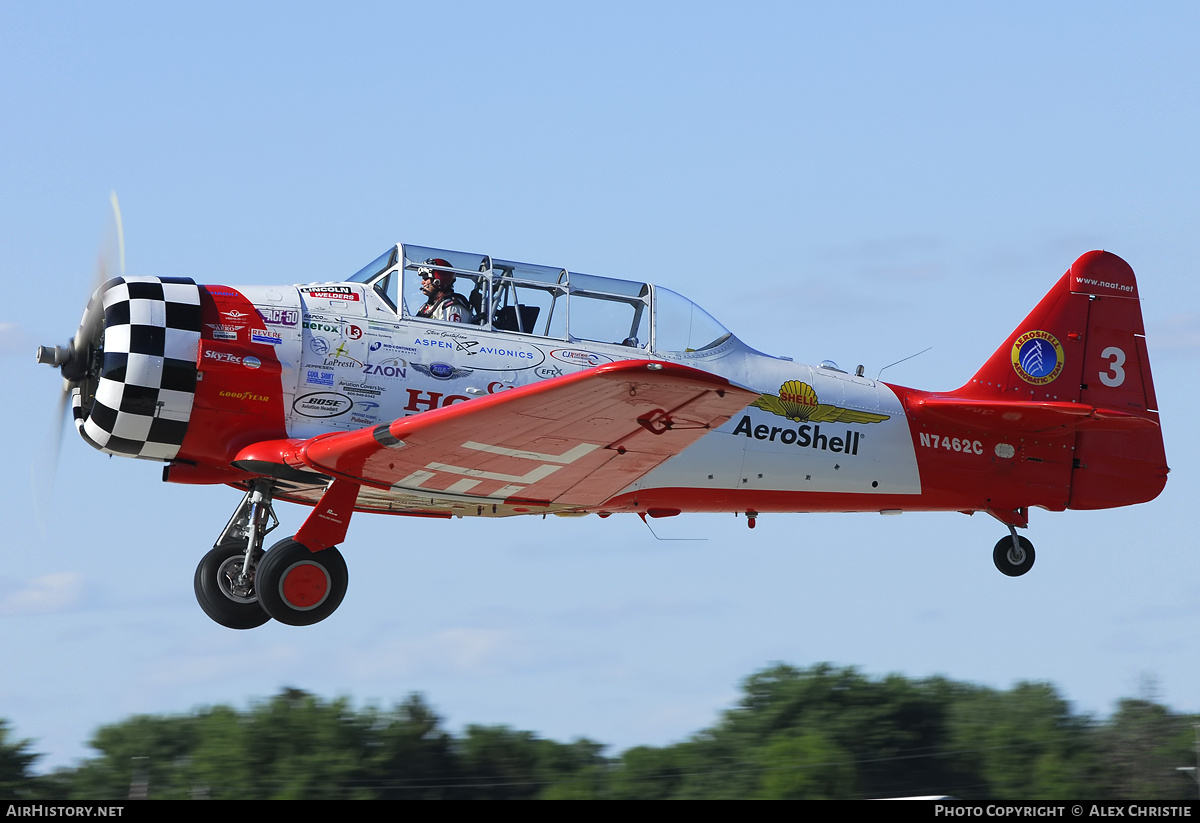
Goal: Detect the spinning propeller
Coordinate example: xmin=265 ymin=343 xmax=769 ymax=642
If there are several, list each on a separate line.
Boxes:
xmin=34 ymin=193 xmax=125 ymax=482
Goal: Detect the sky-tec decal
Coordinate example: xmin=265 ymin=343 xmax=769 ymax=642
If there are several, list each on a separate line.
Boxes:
xmin=1011 ymin=330 xmax=1064 ymax=385
xmin=751 ymin=380 xmax=890 ymax=424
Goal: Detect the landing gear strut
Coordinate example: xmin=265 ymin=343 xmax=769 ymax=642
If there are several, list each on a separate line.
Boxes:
xmin=194 ymin=479 xmax=278 ymax=629
xmin=993 ymin=526 xmax=1035 ymax=577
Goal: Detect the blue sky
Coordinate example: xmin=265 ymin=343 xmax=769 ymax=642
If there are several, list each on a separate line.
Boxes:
xmin=2 ymin=2 xmax=1199 ymax=769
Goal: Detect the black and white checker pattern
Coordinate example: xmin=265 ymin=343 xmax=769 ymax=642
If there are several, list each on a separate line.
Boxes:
xmin=74 ymin=276 xmax=202 ymax=460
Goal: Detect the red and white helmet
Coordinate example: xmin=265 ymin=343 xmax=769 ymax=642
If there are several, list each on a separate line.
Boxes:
xmin=418 ymin=258 xmax=456 ymax=290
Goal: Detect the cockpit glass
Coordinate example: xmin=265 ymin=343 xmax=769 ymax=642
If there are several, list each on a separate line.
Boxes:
xmin=652 ymin=286 xmax=731 ymax=352
xmin=345 ymin=248 xmax=397 ymax=283
xmin=339 ymin=243 xmax=733 ymax=354
xmin=568 ymin=274 xmax=649 ymax=348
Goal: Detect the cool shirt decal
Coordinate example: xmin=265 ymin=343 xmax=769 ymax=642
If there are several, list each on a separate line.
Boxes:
xmin=1011 ymin=330 xmax=1064 ymax=385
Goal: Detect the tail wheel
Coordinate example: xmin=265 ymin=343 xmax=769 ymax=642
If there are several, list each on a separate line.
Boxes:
xmin=993 ymin=535 xmax=1035 ymax=577
xmin=256 ymin=538 xmax=348 ymax=626
xmin=194 ymin=542 xmax=270 ymax=629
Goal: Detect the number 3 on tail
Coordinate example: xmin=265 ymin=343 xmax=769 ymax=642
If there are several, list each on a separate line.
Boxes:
xmin=1099 ymin=346 xmax=1126 ymax=387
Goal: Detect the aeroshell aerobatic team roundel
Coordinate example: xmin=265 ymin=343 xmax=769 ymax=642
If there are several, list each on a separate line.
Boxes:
xmin=1010 ymin=330 xmax=1065 ymax=385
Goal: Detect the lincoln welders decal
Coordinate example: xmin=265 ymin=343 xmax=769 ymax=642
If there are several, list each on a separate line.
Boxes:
xmin=301 ymin=285 xmax=361 ymax=301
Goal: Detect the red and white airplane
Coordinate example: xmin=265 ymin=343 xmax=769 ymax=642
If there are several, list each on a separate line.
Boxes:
xmin=38 ymin=242 xmax=1168 ymax=629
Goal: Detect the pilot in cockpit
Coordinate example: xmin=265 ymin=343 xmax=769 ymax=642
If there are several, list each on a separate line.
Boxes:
xmin=416 ymin=258 xmax=472 ymax=324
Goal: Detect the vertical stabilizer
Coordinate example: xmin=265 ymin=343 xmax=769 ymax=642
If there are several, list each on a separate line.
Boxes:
xmin=954 ymin=251 xmax=1166 ymax=508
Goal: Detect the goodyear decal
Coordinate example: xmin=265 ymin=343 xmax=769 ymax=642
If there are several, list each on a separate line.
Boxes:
xmin=1011 ymin=330 xmax=1064 ymax=385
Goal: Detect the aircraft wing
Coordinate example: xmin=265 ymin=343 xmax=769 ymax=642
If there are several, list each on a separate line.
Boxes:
xmin=275 ymin=360 xmax=757 ymax=510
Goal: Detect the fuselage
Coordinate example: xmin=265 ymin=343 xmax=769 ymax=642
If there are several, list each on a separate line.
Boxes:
xmin=71 ymin=243 xmax=1162 ymax=523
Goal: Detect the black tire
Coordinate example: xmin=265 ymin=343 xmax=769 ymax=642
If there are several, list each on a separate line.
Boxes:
xmin=993 ymin=535 xmax=1035 ymax=577
xmin=194 ymin=542 xmax=271 ymax=629
xmin=256 ymin=538 xmax=348 ymax=626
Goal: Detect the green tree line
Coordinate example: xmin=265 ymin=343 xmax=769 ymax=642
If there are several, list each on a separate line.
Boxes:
xmin=4 ymin=665 xmax=1198 ymax=799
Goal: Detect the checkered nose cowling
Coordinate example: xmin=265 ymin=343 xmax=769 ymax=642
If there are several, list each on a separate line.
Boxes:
xmin=73 ymin=276 xmax=202 ymax=460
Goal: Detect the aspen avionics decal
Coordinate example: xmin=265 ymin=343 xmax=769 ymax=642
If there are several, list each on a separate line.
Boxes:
xmin=1011 ymin=330 xmax=1064 ymax=385
xmin=734 ymin=380 xmax=889 ymax=455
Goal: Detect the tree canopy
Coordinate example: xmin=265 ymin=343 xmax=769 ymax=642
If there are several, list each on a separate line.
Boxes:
xmin=14 ymin=665 xmax=1200 ymax=800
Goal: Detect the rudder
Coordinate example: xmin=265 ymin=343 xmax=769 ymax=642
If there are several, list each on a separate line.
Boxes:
xmin=1066 ymin=251 xmax=1167 ymax=508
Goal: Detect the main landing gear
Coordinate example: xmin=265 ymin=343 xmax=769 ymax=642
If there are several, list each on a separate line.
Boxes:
xmin=193 ymin=480 xmax=349 ymax=628
xmin=992 ymin=525 xmax=1035 ymax=577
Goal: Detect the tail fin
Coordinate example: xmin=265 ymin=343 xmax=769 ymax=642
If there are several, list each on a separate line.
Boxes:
xmin=957 ymin=251 xmax=1167 ymax=508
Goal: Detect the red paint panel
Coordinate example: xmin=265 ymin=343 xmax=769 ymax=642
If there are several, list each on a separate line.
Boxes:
xmin=176 ymin=287 xmax=289 ymax=467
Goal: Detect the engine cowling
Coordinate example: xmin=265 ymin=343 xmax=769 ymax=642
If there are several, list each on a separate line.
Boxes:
xmin=74 ymin=276 xmax=202 ymax=460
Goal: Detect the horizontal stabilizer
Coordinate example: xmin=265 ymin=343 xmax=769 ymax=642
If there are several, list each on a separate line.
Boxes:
xmin=913 ymin=397 xmax=1159 ymax=433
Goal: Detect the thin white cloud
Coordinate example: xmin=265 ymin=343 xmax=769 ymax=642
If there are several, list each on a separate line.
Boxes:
xmin=344 ymin=627 xmax=528 ymax=679
xmin=0 ymin=322 xmax=34 ymax=356
xmin=0 ymin=573 xmax=84 ymax=615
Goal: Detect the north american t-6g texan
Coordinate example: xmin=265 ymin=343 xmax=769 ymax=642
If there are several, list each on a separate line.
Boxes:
xmin=38 ymin=234 xmax=1169 ymax=628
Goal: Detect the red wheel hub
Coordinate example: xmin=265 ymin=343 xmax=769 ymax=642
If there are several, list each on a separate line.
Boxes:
xmin=280 ymin=561 xmax=330 ymax=610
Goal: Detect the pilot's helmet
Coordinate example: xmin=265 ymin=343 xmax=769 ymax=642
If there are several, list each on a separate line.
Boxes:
xmin=419 ymin=258 xmax=456 ymax=290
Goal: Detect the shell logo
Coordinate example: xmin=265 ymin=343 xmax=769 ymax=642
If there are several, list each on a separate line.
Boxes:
xmin=752 ymin=381 xmax=890 ymax=425
xmin=777 ymin=380 xmax=818 ymax=420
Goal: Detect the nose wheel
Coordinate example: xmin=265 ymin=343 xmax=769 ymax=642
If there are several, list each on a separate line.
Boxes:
xmin=255 ymin=538 xmax=349 ymax=626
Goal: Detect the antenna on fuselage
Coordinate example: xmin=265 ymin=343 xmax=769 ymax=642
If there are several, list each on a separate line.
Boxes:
xmin=876 ymin=346 xmax=932 ymax=381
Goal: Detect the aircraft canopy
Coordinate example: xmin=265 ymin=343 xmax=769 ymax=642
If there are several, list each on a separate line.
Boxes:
xmin=344 ymin=243 xmax=732 ymax=354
